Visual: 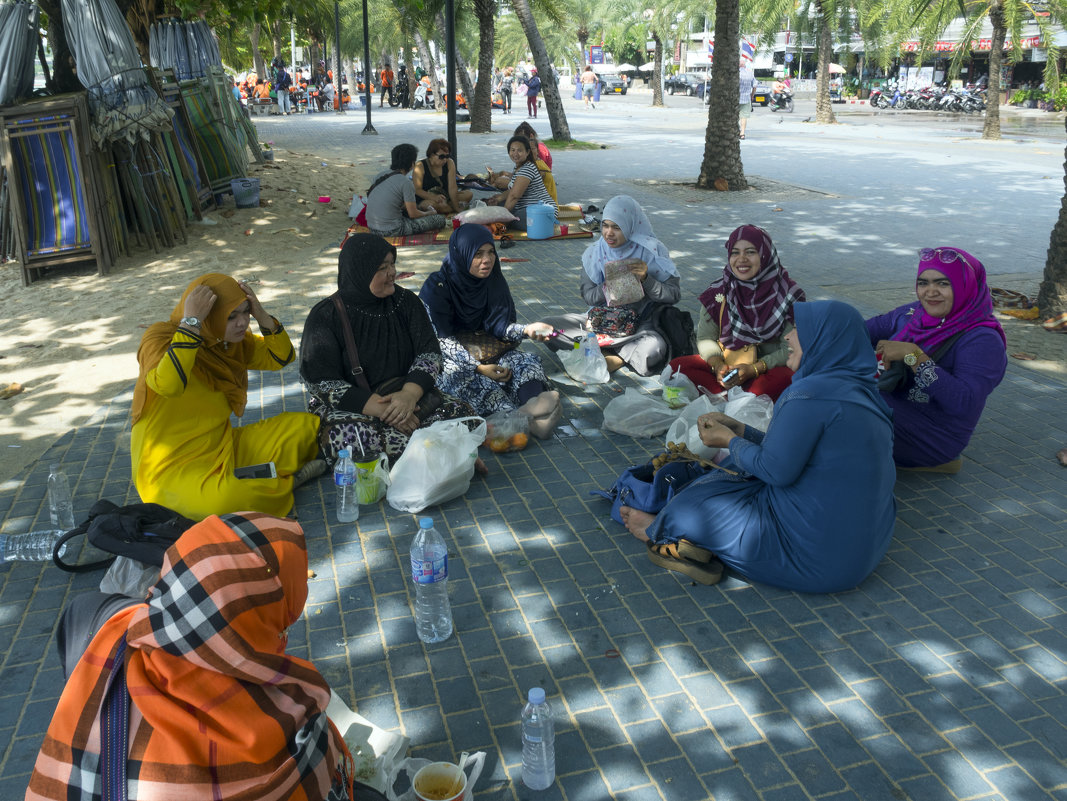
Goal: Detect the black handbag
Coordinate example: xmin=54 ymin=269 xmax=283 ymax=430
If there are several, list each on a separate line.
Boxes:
xmin=454 ymin=330 xmax=517 ymax=364
xmin=877 ymin=331 xmax=964 ymax=392
xmin=53 ymin=499 xmax=196 ymax=573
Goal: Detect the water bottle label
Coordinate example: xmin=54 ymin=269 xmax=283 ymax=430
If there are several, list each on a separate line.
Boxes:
xmin=411 ymin=554 xmax=447 ymax=584
xmin=334 ymin=471 xmax=356 ymax=487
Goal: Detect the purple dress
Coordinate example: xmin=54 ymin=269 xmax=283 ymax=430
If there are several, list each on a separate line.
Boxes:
xmin=866 ymin=305 xmax=1006 ymax=467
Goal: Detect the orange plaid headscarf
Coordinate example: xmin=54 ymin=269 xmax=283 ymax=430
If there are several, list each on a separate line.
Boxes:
xmin=26 ymin=513 xmax=354 ymax=801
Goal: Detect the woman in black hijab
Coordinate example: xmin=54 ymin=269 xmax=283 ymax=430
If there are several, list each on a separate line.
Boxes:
xmin=300 ymin=234 xmax=481 ymax=467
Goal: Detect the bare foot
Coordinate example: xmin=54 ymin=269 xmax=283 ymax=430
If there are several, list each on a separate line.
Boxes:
xmin=619 ymin=506 xmax=654 ymax=542
xmin=604 ymin=354 xmax=625 ymax=373
xmin=475 ymin=457 xmax=489 ymax=477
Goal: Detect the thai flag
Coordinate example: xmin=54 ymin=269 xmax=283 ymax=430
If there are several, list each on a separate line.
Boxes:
xmin=706 ymin=36 xmax=714 ymax=61
xmin=741 ymin=40 xmax=756 ymax=62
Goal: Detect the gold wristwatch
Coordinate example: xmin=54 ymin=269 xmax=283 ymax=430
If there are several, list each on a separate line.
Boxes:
xmin=903 ymin=349 xmax=923 ymax=367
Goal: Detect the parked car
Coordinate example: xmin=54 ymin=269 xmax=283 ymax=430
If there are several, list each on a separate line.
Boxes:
xmin=665 ymin=72 xmax=708 ymax=96
xmin=599 ymin=74 xmax=627 ymax=94
xmin=752 ymin=83 xmax=772 ymax=106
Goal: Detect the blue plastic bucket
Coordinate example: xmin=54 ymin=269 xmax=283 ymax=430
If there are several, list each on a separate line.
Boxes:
xmin=525 ymin=203 xmax=556 ymax=240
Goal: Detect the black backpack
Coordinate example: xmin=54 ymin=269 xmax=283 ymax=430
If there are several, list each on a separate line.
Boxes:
xmin=53 ymin=500 xmax=196 ymax=573
xmin=652 ymin=304 xmax=697 ymax=361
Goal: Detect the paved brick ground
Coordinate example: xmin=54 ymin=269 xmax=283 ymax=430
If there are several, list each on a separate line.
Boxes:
xmin=2 ymin=106 xmax=1065 ymax=800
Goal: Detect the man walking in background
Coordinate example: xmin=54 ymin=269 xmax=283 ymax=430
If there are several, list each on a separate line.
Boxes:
xmin=738 ymin=59 xmax=756 ymax=139
xmin=380 ymin=63 xmax=395 ymax=108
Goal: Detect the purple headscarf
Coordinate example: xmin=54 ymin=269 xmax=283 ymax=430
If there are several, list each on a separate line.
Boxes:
xmin=698 ymin=224 xmax=805 ymax=350
xmin=892 ymin=247 xmax=1005 ymax=353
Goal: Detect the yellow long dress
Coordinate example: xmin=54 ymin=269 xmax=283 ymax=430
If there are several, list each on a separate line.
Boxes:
xmin=131 ymin=326 xmax=319 ymax=519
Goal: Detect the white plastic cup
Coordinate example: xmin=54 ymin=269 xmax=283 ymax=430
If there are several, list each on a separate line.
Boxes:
xmin=413 ymin=762 xmax=466 ymax=801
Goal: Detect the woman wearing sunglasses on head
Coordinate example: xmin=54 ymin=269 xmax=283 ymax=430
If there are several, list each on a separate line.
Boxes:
xmin=866 ymin=247 xmax=1006 ymax=472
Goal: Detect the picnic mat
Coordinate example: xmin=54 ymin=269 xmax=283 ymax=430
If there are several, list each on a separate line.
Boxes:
xmin=343 ymin=222 xmax=593 ymax=248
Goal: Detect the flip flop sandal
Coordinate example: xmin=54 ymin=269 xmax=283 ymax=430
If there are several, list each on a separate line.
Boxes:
xmin=646 ymin=538 xmax=714 ymax=563
xmin=647 ymin=542 xmax=724 ymax=585
xmin=499 ymin=236 xmax=516 ymax=249
xmin=1042 ymin=312 xmax=1067 ymax=332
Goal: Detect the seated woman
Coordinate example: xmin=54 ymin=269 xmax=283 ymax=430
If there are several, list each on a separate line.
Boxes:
xmin=621 ymin=300 xmax=897 ymax=593
xmin=866 ymin=246 xmax=1006 ymax=471
xmin=419 ymin=224 xmax=562 ymax=438
xmin=669 ymin=224 xmax=804 ymax=401
xmin=301 ymin=234 xmax=484 ymax=469
xmin=487 ymin=124 xmax=556 ymax=203
xmin=544 ymin=195 xmax=681 ymax=376
xmin=412 ymin=138 xmax=473 ymax=214
xmin=27 ymin=512 xmax=383 ymax=801
xmin=485 ymin=136 xmax=557 ymax=230
xmin=365 ymin=143 xmax=446 ymax=238
xmin=131 ymin=274 xmax=322 ymax=521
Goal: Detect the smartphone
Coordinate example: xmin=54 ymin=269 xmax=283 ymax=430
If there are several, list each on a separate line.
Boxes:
xmin=722 ymin=367 xmax=741 ymax=385
xmin=234 ymin=462 xmax=277 ymax=479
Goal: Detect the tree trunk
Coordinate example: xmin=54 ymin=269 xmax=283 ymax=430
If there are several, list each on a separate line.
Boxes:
xmin=651 ymin=34 xmax=664 ymax=107
xmin=436 ymin=14 xmax=475 ymax=102
xmin=508 ymin=0 xmax=571 ymax=141
xmin=470 ymin=0 xmax=496 ymax=134
xmin=413 ymin=31 xmax=443 ymax=108
xmin=37 ymin=0 xmax=79 ymax=93
xmin=696 ymin=0 xmax=746 ymax=191
xmin=814 ymin=0 xmax=837 ymax=124
xmin=983 ymin=0 xmax=1005 ymax=140
xmin=271 ymin=20 xmax=283 ymax=61
xmin=1037 ymin=114 xmax=1067 ymax=318
xmin=251 ymin=23 xmax=266 ymax=80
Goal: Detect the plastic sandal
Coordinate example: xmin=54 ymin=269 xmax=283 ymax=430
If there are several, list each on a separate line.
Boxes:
xmin=646 ymin=542 xmax=724 ymax=585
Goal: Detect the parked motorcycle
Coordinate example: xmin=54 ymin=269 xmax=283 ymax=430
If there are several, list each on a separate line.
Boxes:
xmin=412 ymin=83 xmax=435 ymax=109
xmin=767 ymin=88 xmax=794 ymax=113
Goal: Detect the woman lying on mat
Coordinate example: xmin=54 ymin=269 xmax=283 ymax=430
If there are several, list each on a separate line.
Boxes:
xmin=419 ymin=223 xmax=562 ymax=438
xmin=412 ymin=138 xmax=473 ymax=214
xmin=301 ymin=233 xmax=485 ymax=470
xmin=543 ymin=195 xmax=682 ymax=376
xmin=485 ymin=136 xmax=557 ymax=228
xmin=669 ymin=224 xmax=805 ymax=402
xmin=365 ymin=143 xmax=446 ymax=238
xmin=866 ymin=246 xmax=1006 ymax=472
xmin=621 ymin=300 xmax=897 ymax=592
xmin=130 ymin=273 xmax=323 ymax=521
xmin=487 ymin=122 xmax=555 ymax=195
xmin=27 ymin=512 xmax=387 ymax=801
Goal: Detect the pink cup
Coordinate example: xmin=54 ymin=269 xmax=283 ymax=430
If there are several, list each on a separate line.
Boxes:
xmin=318 ymin=196 xmax=331 ymax=203
xmin=559 ymin=224 xmax=569 ymax=236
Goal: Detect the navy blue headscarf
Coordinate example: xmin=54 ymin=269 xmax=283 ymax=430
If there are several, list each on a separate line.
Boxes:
xmin=419 ymin=223 xmax=517 ymax=339
xmin=786 ymin=300 xmax=892 ymax=425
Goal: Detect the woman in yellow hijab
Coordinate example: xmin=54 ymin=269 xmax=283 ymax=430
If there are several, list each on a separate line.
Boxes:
xmin=130 ymin=274 xmax=322 ymax=519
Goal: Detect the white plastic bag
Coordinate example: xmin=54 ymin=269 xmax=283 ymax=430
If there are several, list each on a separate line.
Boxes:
xmin=558 ymin=334 xmax=610 ymax=383
xmin=387 ymin=417 xmax=487 ymax=513
xmin=603 ymin=388 xmax=680 ymax=437
xmin=660 ymin=364 xmax=699 ymax=408
xmin=664 ymin=388 xmax=774 ymax=461
xmin=387 ymin=752 xmax=486 ymax=801
xmin=664 ymin=394 xmax=723 ymax=459
xmin=327 ymin=690 xmax=410 ymax=797
xmin=99 ymin=556 xmax=160 ymax=598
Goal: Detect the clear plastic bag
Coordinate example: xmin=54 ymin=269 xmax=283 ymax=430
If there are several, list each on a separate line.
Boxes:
xmin=99 ymin=556 xmax=160 ymax=598
xmin=664 ymin=388 xmax=774 ymax=462
xmin=602 ymin=388 xmax=680 ymax=437
xmin=659 ymin=364 xmax=699 ymax=408
xmin=558 ymin=334 xmax=610 ymax=383
xmin=484 ymin=409 xmax=530 ymax=452
xmin=387 ymin=417 xmax=487 ymax=513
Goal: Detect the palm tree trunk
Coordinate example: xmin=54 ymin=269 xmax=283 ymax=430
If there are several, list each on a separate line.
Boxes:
xmin=508 ymin=0 xmax=572 ymax=140
xmin=435 ymin=13 xmax=475 ymax=103
xmin=1037 ymin=114 xmax=1067 ymax=317
xmin=470 ymin=0 xmax=496 ymax=133
xmin=251 ymin=23 xmax=266 ymax=81
xmin=696 ymin=0 xmax=746 ymax=191
xmin=983 ymin=1 xmax=1005 ymax=140
xmin=651 ymin=34 xmax=664 ymax=107
xmin=814 ymin=0 xmax=837 ymax=124
xmin=413 ymin=31 xmax=443 ymax=108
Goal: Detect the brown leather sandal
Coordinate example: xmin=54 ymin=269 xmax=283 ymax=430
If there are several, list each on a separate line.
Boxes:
xmin=646 ymin=542 xmax=724 ymax=585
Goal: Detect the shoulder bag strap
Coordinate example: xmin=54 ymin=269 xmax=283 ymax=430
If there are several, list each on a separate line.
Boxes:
xmin=366 ymin=169 xmax=402 ymax=198
xmin=331 ymin=293 xmax=371 ymax=391
xmin=101 ymin=636 xmax=130 ymax=801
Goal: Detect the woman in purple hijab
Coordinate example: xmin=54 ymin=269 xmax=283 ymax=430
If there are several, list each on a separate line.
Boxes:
xmin=866 ymin=247 xmax=1006 ymax=471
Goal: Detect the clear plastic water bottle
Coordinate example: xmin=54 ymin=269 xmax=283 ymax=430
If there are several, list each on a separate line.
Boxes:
xmin=410 ymin=517 xmax=452 ymax=643
xmin=47 ymin=464 xmax=75 ymax=531
xmin=0 ymin=530 xmax=67 ymax=562
xmin=334 ymin=449 xmax=358 ymax=523
xmin=581 ymin=331 xmax=599 ymax=366
xmin=521 ymin=687 xmax=555 ymax=790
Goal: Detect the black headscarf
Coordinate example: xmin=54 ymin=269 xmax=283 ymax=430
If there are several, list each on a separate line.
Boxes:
xmin=301 ymin=234 xmax=439 ymax=410
xmin=419 ymin=224 xmax=517 ymax=339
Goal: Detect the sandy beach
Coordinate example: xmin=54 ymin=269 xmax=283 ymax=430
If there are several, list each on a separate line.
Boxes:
xmin=1 ymin=149 xmax=1063 ymax=485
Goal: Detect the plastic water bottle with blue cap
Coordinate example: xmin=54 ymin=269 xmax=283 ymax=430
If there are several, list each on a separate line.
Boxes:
xmin=410 ymin=517 xmax=452 ymax=643
xmin=521 ymin=687 xmax=555 ymax=789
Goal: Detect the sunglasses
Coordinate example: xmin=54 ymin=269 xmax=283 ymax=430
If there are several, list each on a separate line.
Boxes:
xmin=918 ymin=247 xmax=971 ymax=270
xmin=434 ymin=152 xmax=450 ymax=159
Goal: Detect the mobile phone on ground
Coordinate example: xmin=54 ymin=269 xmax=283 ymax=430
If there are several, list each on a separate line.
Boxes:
xmin=234 ymin=462 xmax=277 ymax=479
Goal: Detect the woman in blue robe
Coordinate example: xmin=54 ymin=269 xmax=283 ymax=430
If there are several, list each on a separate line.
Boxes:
xmin=621 ymin=300 xmax=897 ymax=593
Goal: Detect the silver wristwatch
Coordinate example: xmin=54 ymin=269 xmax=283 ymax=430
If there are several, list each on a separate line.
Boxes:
xmin=180 ymin=316 xmax=201 ymax=329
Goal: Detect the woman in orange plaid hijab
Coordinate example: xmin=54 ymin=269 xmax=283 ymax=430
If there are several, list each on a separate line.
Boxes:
xmin=26 ymin=513 xmax=364 ymax=801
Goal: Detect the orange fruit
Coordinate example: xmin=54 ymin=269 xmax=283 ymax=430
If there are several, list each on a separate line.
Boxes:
xmin=489 ymin=437 xmax=511 ymax=453
xmin=509 ymin=432 xmax=528 ymax=449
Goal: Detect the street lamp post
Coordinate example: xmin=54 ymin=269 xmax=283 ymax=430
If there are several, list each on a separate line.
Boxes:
xmin=334 ymin=1 xmax=344 ymax=115
xmin=361 ymin=0 xmax=377 ymax=133
xmin=445 ymin=0 xmax=456 ymax=160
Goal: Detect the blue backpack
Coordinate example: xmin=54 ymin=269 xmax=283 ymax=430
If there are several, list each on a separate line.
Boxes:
xmin=590 ymin=459 xmax=707 ymax=525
